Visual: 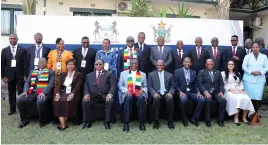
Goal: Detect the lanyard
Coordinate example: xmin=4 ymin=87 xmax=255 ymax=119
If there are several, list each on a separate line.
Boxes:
xmin=57 ymin=50 xmax=64 ymax=62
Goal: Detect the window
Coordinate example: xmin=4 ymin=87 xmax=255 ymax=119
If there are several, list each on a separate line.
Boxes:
xmin=1 ymin=9 xmax=23 ymax=35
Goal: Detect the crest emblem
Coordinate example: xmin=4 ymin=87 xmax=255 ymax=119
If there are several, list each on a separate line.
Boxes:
xmin=93 ymin=21 xmax=119 ymax=43
xmin=151 ymin=21 xmax=173 ymax=43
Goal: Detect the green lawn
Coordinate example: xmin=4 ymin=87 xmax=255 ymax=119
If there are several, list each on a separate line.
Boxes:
xmin=1 ymin=100 xmax=268 ymax=144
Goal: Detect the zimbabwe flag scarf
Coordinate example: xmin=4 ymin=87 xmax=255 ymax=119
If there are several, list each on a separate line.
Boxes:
xmin=127 ymin=70 xmax=141 ymax=96
xmin=28 ymin=68 xmax=49 ymax=95
xmin=123 ymin=47 xmax=137 ymax=70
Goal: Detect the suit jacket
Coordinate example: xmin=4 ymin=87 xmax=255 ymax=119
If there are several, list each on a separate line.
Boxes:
xmin=23 ymin=69 xmax=54 ymax=96
xmin=27 ymin=44 xmax=51 ymax=71
xmin=148 ymin=70 xmax=175 ymax=96
xmin=171 ymin=49 xmax=187 ymax=72
xmin=186 ymin=47 xmax=210 ymax=72
xmin=118 ymin=70 xmax=148 ymax=104
xmin=150 ymin=46 xmax=173 ymax=71
xmin=1 ymin=45 xmax=28 ymax=81
xmin=84 ymin=70 xmax=116 ymax=98
xmin=134 ymin=43 xmax=152 ymax=74
xmin=174 ymin=68 xmax=199 ymax=93
xmin=260 ymin=48 xmax=268 ymax=57
xmin=198 ymin=69 xmax=224 ymax=94
xmin=223 ymin=46 xmax=246 ymax=73
xmin=73 ymin=47 xmax=97 ymax=75
xmin=205 ymin=46 xmax=224 ymax=71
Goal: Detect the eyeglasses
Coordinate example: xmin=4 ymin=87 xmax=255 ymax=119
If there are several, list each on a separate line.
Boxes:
xmin=95 ymin=63 xmax=103 ymax=66
xmin=231 ymin=40 xmax=237 ymax=42
xmin=82 ymin=42 xmax=89 ymax=44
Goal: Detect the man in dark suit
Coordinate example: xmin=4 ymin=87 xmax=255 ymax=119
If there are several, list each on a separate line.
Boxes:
xmin=73 ymin=36 xmax=97 ymax=76
xmin=148 ymin=60 xmax=175 ymax=129
xmin=27 ymin=32 xmax=51 ymax=72
xmin=150 ymin=36 xmax=173 ymax=72
xmin=134 ymin=32 xmax=152 ymax=75
xmin=244 ymin=38 xmax=253 ymax=55
xmin=205 ymin=37 xmax=224 ymax=71
xmin=1 ymin=34 xmax=28 ymax=115
xmin=174 ymin=57 xmax=205 ymax=127
xmin=255 ymin=37 xmax=268 ymax=57
xmin=82 ymin=59 xmax=116 ymax=129
xmin=223 ymin=35 xmax=246 ymax=75
xmin=198 ymin=59 xmax=226 ymax=127
xmin=186 ymin=37 xmax=210 ymax=73
xmin=172 ymin=40 xmax=187 ymax=72
xmin=17 ymin=58 xmax=54 ymax=128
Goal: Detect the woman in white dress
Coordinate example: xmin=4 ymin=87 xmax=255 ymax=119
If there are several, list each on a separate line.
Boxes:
xmin=221 ymin=60 xmax=255 ymax=126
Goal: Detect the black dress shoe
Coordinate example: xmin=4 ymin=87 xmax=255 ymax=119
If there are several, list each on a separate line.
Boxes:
xmin=182 ymin=119 xmax=188 ymax=127
xmin=205 ymin=121 xmax=212 ymax=127
xmin=190 ymin=119 xmax=199 ymax=127
xmin=123 ymin=123 xmax=129 ymax=132
xmin=39 ymin=121 xmax=49 ymax=128
xmin=153 ymin=121 xmax=160 ymax=129
xmin=82 ymin=122 xmax=92 ymax=129
xmin=139 ymin=123 xmax=146 ymax=131
xmin=168 ymin=122 xmax=174 ymax=129
xmin=7 ymin=111 xmax=15 ymax=116
xmin=19 ymin=121 xmax=29 ymax=128
xmin=217 ymin=121 xmax=224 ymax=127
xmin=59 ymin=125 xmax=69 ymax=131
xmin=105 ymin=122 xmax=111 ymax=129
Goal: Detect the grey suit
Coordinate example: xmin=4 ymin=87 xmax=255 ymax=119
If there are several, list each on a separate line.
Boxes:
xmin=148 ymin=70 xmax=175 ymax=122
xmin=150 ymin=46 xmax=173 ymax=72
xmin=17 ymin=69 xmax=54 ymax=123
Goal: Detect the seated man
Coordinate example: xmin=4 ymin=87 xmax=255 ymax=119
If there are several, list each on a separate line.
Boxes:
xmin=148 ymin=60 xmax=175 ymax=129
xmin=82 ymin=59 xmax=116 ymax=129
xmin=174 ymin=57 xmax=205 ymax=127
xmin=198 ymin=59 xmax=226 ymax=127
xmin=17 ymin=58 xmax=54 ymax=128
xmin=118 ymin=58 xmax=148 ymax=132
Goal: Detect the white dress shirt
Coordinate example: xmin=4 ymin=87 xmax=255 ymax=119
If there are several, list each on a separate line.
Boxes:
xmin=64 ymin=71 xmax=75 ymax=87
xmin=35 ymin=43 xmax=43 ymax=58
xmin=96 ymin=70 xmax=103 ymax=78
xmin=196 ymin=47 xmax=202 ymax=52
xmin=158 ymin=46 xmax=164 ymax=53
xmin=177 ymin=49 xmax=183 ymax=58
xmin=131 ymin=70 xmax=137 ymax=85
xmin=10 ymin=44 xmax=18 ymax=57
xmin=82 ymin=47 xmax=88 ymax=58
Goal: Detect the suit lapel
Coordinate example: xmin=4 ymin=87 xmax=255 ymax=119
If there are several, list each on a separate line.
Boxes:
xmin=180 ymin=69 xmax=187 ymax=85
xmin=15 ymin=46 xmax=22 ymax=59
xmin=189 ymin=70 xmax=195 ymax=83
xmin=155 ymin=71 xmax=161 ymax=89
xmin=208 ymin=47 xmax=213 ymax=59
xmin=193 ymin=48 xmax=197 ymax=58
xmin=164 ymin=71 xmax=168 ymax=88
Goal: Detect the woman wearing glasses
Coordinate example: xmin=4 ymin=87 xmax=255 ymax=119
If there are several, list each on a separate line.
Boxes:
xmin=221 ymin=60 xmax=254 ymax=126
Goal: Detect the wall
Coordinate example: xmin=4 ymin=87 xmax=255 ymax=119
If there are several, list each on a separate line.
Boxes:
xmin=253 ymin=14 xmax=268 ymax=47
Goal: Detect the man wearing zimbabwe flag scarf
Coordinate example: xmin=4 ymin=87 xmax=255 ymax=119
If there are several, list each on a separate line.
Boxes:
xmin=17 ymin=58 xmax=54 ymax=128
xmin=118 ymin=59 xmax=148 ymax=132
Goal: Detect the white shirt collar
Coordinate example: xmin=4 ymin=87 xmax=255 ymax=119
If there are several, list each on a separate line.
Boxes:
xmin=127 ymin=46 xmax=134 ymax=50
xmin=177 ymin=49 xmax=183 ymax=53
xmin=212 ymin=46 xmax=218 ymax=49
xmin=10 ymin=45 xmax=17 ymax=49
xmin=131 ymin=70 xmax=137 ymax=73
xmin=196 ymin=47 xmax=202 ymax=49
xmin=36 ymin=43 xmax=43 ymax=47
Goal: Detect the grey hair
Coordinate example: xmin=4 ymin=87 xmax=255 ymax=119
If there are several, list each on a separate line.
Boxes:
xmin=9 ymin=33 xmax=18 ymax=39
xmin=245 ymin=38 xmax=253 ymax=44
xmin=177 ymin=40 xmax=183 ymax=44
xmin=34 ymin=32 xmax=43 ymax=39
xmin=206 ymin=59 xmax=214 ymax=64
xmin=195 ymin=37 xmax=202 ymax=42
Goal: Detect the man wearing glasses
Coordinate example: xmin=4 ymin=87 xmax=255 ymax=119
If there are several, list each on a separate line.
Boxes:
xmin=205 ymin=37 xmax=224 ymax=71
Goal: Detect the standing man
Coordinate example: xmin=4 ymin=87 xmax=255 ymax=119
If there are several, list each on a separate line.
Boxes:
xmin=117 ymin=36 xmax=138 ymax=78
xmin=245 ymin=38 xmax=253 ymax=55
xmin=118 ymin=59 xmax=147 ymax=132
xmin=255 ymin=37 xmax=268 ymax=57
xmin=27 ymin=32 xmax=51 ymax=71
xmin=148 ymin=60 xmax=175 ymax=129
xmin=82 ymin=59 xmax=116 ymax=129
xmin=172 ymin=40 xmax=187 ymax=72
xmin=1 ymin=34 xmax=28 ymax=115
xmin=223 ymin=35 xmax=246 ymax=75
xmin=150 ymin=36 xmax=173 ymax=73
xmin=186 ymin=37 xmax=210 ymax=73
xmin=198 ymin=59 xmax=226 ymax=127
xmin=134 ymin=32 xmax=152 ymax=75
xmin=174 ymin=57 xmax=205 ymax=127
xmin=205 ymin=37 xmax=224 ymax=71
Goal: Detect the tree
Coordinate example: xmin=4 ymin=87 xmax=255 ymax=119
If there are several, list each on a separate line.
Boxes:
xmin=214 ymin=0 xmax=231 ymax=19
xmin=169 ymin=3 xmax=194 ymax=18
xmin=128 ymin=0 xmax=152 ymax=17
xmin=23 ymin=0 xmax=36 ymax=15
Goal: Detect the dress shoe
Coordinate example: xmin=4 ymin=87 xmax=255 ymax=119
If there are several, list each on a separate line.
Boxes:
xmin=153 ymin=121 xmax=160 ymax=129
xmin=217 ymin=121 xmax=224 ymax=127
xmin=139 ymin=123 xmax=146 ymax=131
xmin=168 ymin=122 xmax=174 ymax=129
xmin=82 ymin=122 xmax=92 ymax=129
xmin=123 ymin=123 xmax=129 ymax=132
xmin=105 ymin=122 xmax=111 ymax=129
xmin=7 ymin=111 xmax=15 ymax=116
xmin=18 ymin=121 xmax=29 ymax=128
xmin=190 ymin=119 xmax=199 ymax=127
xmin=182 ymin=119 xmax=188 ymax=127
xmin=39 ymin=122 xmax=48 ymax=128
xmin=59 ymin=125 xmax=69 ymax=131
xmin=205 ymin=121 xmax=212 ymax=127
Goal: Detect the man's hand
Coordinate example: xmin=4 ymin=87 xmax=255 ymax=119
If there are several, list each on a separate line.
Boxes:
xmin=218 ymin=92 xmax=224 ymax=98
xmin=106 ymin=95 xmax=112 ymax=102
xmin=153 ymin=93 xmax=160 ymax=98
xmin=2 ymin=77 xmax=8 ymax=83
xmin=137 ymin=90 xmax=144 ymax=97
xmin=37 ymin=93 xmax=46 ymax=99
xmin=83 ymin=95 xmax=90 ymax=102
xmin=24 ymin=76 xmax=27 ymax=81
xmin=179 ymin=91 xmax=186 ymax=98
xmin=54 ymin=93 xmax=60 ymax=101
xmin=197 ymin=92 xmax=204 ymax=98
xmin=125 ymin=91 xmax=132 ymax=97
xmin=19 ymin=92 xmax=27 ymax=98
xmin=166 ymin=93 xmax=173 ymax=97
xmin=233 ymin=56 xmax=239 ymax=60
xmin=204 ymin=91 xmax=212 ymax=98
xmin=67 ymin=93 xmax=74 ymax=101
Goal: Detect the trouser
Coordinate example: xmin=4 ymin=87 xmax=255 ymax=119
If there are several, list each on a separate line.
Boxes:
xmin=123 ymin=95 xmax=145 ymax=123
xmin=179 ymin=92 xmax=205 ymax=120
xmin=152 ymin=94 xmax=174 ymax=123
xmin=205 ymin=91 xmax=227 ymax=121
xmin=8 ymin=78 xmax=24 ymax=112
xmin=252 ymin=100 xmax=260 ymax=113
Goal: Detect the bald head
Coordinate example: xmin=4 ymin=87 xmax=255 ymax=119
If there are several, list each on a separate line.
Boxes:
xmin=156 ymin=60 xmax=165 ymax=72
xmin=9 ymin=33 xmax=18 ymax=46
xmin=195 ymin=37 xmax=203 ymax=48
xmin=126 ymin=36 xmax=134 ymax=47
xmin=205 ymin=59 xmax=214 ymax=71
xmin=176 ymin=40 xmax=184 ymax=50
xmin=38 ymin=58 xmax=47 ymax=69
xmin=211 ymin=37 xmax=219 ymax=47
xmin=245 ymin=38 xmax=253 ymax=49
xmin=157 ymin=36 xmax=165 ymax=47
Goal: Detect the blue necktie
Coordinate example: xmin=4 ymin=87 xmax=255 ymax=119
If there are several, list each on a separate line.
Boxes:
xmin=36 ymin=45 xmax=41 ymax=58
xmin=160 ymin=72 xmax=166 ymax=95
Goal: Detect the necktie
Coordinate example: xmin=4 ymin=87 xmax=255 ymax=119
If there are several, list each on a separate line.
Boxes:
xmin=160 ymin=72 xmax=166 ymax=95
xmin=197 ymin=47 xmax=201 ymax=58
xmin=247 ymin=49 xmax=250 ymax=54
xmin=178 ymin=50 xmax=182 ymax=60
xmin=130 ymin=48 xmax=133 ymax=59
xmin=185 ymin=70 xmax=190 ymax=83
xmin=139 ymin=43 xmax=142 ymax=51
xmin=209 ymin=72 xmax=214 ymax=82
xmin=36 ymin=45 xmax=41 ymax=58
xmin=232 ymin=46 xmax=236 ymax=56
xmin=96 ymin=71 xmax=101 ymax=87
xmin=213 ymin=47 xmax=217 ymax=59
xmin=11 ymin=47 xmax=15 ymax=57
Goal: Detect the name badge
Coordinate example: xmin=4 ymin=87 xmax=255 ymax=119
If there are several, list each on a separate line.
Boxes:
xmin=81 ymin=60 xmax=86 ymax=68
xmin=34 ymin=58 xmax=39 ymax=65
xmin=66 ymin=86 xmax=72 ymax=94
xmin=11 ymin=59 xmax=16 ymax=67
xmin=186 ymin=88 xmax=190 ymax=92
xmin=56 ymin=62 xmax=61 ymax=70
xmin=104 ymin=63 xmax=109 ymax=70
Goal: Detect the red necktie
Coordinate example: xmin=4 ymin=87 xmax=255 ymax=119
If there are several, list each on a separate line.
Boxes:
xmin=232 ymin=46 xmax=236 ymax=56
xmin=197 ymin=47 xmax=201 ymax=58
xmin=178 ymin=50 xmax=182 ymax=60
xmin=213 ymin=47 xmax=217 ymax=59
xmin=96 ymin=71 xmax=101 ymax=87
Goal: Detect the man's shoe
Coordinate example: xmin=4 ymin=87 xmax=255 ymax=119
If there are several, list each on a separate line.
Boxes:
xmin=190 ymin=119 xmax=199 ymax=127
xmin=182 ymin=119 xmax=188 ymax=127
xmin=217 ymin=121 xmax=224 ymax=127
xmin=139 ymin=123 xmax=146 ymax=131
xmin=39 ymin=121 xmax=48 ymax=128
xmin=82 ymin=122 xmax=92 ymax=129
xmin=168 ymin=122 xmax=174 ymax=129
xmin=7 ymin=111 xmax=15 ymax=116
xmin=153 ymin=121 xmax=160 ymax=129
xmin=123 ymin=123 xmax=129 ymax=132
xmin=205 ymin=121 xmax=212 ymax=127
xmin=105 ymin=122 xmax=111 ymax=129
xmin=19 ymin=121 xmax=29 ymax=128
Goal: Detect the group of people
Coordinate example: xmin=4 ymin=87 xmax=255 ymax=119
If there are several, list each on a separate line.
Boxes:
xmin=1 ymin=32 xmax=267 ymax=132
